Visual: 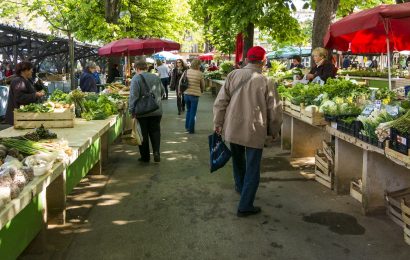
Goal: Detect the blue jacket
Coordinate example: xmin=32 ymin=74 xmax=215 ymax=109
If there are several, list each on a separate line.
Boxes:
xmin=79 ymin=71 xmax=97 ymax=92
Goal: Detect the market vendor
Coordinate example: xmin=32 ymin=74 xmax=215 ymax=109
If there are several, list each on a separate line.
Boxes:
xmin=306 ymin=47 xmax=336 ymax=83
xmin=290 ymin=55 xmax=304 ymax=69
xmin=4 ymin=61 xmax=45 ymax=125
xmin=80 ymin=62 xmax=98 ymax=92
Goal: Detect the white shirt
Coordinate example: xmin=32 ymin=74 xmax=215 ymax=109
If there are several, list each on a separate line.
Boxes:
xmin=157 ymin=64 xmax=170 ymax=79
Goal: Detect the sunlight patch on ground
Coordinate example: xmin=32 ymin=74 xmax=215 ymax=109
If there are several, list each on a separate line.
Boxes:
xmin=112 ymin=220 xmax=145 ymax=225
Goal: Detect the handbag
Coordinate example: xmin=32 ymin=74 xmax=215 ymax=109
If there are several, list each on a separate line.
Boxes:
xmin=208 ymin=132 xmax=232 ymax=173
xmin=178 ymin=70 xmax=189 ymax=93
xmin=134 ymin=74 xmax=159 ymax=117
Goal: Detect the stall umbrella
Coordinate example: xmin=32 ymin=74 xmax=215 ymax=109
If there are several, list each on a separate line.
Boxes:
xmin=324 ymin=2 xmax=410 ymax=90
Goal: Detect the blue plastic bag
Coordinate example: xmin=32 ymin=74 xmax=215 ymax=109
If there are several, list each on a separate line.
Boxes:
xmin=208 ymin=132 xmax=232 ymax=173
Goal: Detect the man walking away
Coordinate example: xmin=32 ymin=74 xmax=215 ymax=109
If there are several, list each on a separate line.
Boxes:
xmin=213 ymin=46 xmax=282 ymax=217
xmin=129 ymin=60 xmax=165 ymax=163
xmin=156 ymin=60 xmax=170 ymax=100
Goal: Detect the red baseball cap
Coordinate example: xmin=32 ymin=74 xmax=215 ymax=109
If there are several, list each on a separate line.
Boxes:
xmin=247 ymin=46 xmax=266 ymax=61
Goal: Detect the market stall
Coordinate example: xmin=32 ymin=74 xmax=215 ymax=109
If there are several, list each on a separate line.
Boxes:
xmin=0 ymin=86 xmax=130 ymax=259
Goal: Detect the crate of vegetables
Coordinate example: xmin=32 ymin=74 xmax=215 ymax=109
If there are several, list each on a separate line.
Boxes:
xmin=301 ymin=105 xmax=327 ymax=126
xmin=14 ymin=102 xmax=75 ymax=129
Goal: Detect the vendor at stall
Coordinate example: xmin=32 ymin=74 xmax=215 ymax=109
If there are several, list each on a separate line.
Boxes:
xmin=290 ymin=55 xmax=304 ymax=69
xmin=4 ymin=61 xmax=45 ymax=125
xmin=80 ymin=62 xmax=98 ymax=92
xmin=306 ymin=47 xmax=336 ymax=83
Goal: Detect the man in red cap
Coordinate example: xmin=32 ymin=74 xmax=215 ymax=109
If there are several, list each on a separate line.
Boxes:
xmin=213 ymin=46 xmax=282 ymax=217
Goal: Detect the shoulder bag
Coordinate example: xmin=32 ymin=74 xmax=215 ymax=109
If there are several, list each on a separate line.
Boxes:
xmin=134 ymin=74 xmax=159 ymax=117
xmin=178 ymin=70 xmax=189 ymax=93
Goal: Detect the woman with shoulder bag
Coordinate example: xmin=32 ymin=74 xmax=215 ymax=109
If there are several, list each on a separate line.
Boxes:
xmin=169 ymin=59 xmax=187 ymax=115
xmin=128 ymin=60 xmax=165 ymax=163
xmin=183 ymin=59 xmax=204 ymax=134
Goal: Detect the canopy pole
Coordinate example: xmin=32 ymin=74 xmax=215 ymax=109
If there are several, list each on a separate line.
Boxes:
xmin=383 ymin=18 xmax=392 ymax=90
xmin=387 ymin=38 xmax=392 ymax=90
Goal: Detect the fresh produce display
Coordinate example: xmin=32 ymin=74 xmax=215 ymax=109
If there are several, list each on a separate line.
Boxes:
xmin=204 ymin=70 xmax=223 ymax=80
xmin=24 ymin=125 xmax=58 ymax=141
xmin=69 ymin=90 xmax=118 ymax=120
xmin=104 ymin=82 xmax=129 ymax=94
xmin=339 ymin=69 xmax=390 ymax=78
xmin=17 ymin=103 xmax=53 ymax=113
xmin=49 ymin=89 xmax=71 ymax=103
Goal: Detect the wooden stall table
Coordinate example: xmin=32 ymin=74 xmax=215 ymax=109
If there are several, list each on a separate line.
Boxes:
xmin=0 ymin=113 xmax=126 ymax=259
xmin=326 ymin=126 xmax=410 ymax=215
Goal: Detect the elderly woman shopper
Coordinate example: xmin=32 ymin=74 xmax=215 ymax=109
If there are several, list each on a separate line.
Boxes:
xmin=170 ymin=59 xmax=187 ymax=115
xmin=5 ymin=61 xmax=45 ymax=125
xmin=129 ymin=59 xmax=165 ymax=163
xmin=306 ymin=47 xmax=336 ymax=83
xmin=183 ymin=59 xmax=204 ymax=134
xmin=80 ymin=62 xmax=98 ymax=92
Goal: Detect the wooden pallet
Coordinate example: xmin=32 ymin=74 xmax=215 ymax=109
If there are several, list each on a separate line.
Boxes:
xmin=401 ymin=198 xmax=410 ymax=245
xmin=300 ymin=106 xmax=327 ymax=126
xmin=314 ymin=150 xmax=333 ymax=189
xmin=350 ymin=180 xmax=363 ymax=203
xmin=322 ymin=141 xmax=335 ymax=164
xmin=385 ymin=141 xmax=410 ymax=168
xmin=385 ymin=188 xmax=410 ymax=228
xmin=14 ymin=108 xmax=75 ymax=129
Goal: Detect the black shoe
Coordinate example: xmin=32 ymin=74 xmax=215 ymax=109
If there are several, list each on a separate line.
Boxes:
xmin=154 ymin=153 xmax=160 ymax=162
xmin=138 ymin=158 xmax=149 ymax=163
xmin=178 ymin=111 xmax=181 ymax=115
xmin=237 ymin=207 xmax=261 ymax=217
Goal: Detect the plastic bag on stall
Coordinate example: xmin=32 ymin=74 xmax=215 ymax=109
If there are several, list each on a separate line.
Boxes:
xmin=0 ymin=156 xmax=23 ymax=172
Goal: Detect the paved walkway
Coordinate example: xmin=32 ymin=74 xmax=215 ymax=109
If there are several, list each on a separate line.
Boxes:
xmin=21 ymin=91 xmax=410 ymax=260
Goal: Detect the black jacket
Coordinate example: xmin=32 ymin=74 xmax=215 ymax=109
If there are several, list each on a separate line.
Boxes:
xmin=169 ymin=68 xmax=186 ymax=92
xmin=309 ymin=60 xmax=336 ymax=82
xmin=79 ymin=71 xmax=97 ymax=92
xmin=5 ymin=76 xmax=39 ymax=125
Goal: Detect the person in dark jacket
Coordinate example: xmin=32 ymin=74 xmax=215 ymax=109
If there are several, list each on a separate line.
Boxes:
xmin=169 ymin=59 xmax=187 ymax=115
xmin=107 ymin=64 xmax=121 ymax=83
xmin=290 ymin=55 xmax=304 ymax=69
xmin=80 ymin=62 xmax=98 ymax=92
xmin=306 ymin=47 xmax=336 ymax=83
xmin=5 ymin=61 xmax=45 ymax=125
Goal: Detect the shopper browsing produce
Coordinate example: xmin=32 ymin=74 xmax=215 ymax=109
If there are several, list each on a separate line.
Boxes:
xmin=306 ymin=47 xmax=336 ymax=83
xmin=4 ymin=61 xmax=45 ymax=125
xmin=79 ymin=62 xmax=98 ymax=93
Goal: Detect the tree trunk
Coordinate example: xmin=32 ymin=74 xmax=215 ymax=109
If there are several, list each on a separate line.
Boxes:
xmin=242 ymin=23 xmax=254 ymax=61
xmin=311 ymin=0 xmax=340 ymax=49
xmin=311 ymin=0 xmax=340 ymax=64
xmin=105 ymin=0 xmax=122 ymax=23
xmin=68 ymin=33 xmax=76 ymax=90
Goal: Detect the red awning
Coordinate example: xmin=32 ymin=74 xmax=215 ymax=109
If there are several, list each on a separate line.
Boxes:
xmin=324 ymin=2 xmax=410 ymax=53
xmin=98 ymin=38 xmax=181 ymax=56
xmin=199 ymin=52 xmax=214 ymax=61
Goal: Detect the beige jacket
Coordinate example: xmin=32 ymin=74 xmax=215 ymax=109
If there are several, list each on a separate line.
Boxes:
xmin=184 ymin=69 xmax=204 ymax=97
xmin=213 ymin=64 xmax=282 ymax=149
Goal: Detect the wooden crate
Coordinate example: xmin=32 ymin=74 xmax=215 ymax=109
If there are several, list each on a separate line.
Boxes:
xmin=350 ymin=179 xmax=363 ymax=203
xmin=290 ymin=103 xmax=302 ymax=118
xmin=322 ymin=141 xmax=335 ymax=164
xmin=385 ymin=188 xmax=410 ymax=228
xmin=401 ymin=198 xmax=410 ymax=245
xmin=314 ymin=150 xmax=333 ymax=189
xmin=14 ymin=108 xmax=75 ymax=129
xmin=385 ymin=141 xmax=410 ymax=167
xmin=300 ymin=106 xmax=327 ymax=126
xmin=282 ymin=99 xmax=292 ymax=110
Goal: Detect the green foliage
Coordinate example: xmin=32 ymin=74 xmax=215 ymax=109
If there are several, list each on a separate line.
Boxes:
xmin=219 ymin=61 xmax=234 ymax=75
xmin=204 ymin=71 xmax=223 ymax=80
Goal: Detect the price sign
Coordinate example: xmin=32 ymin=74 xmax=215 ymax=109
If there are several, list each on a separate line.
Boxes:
xmin=361 ymin=104 xmax=375 ymax=116
xmin=374 ymin=100 xmax=382 ymax=110
xmin=385 ymin=105 xmax=399 ymax=117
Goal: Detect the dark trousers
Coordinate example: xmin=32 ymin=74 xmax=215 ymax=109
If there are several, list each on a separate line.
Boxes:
xmin=177 ymin=93 xmax=185 ymax=113
xmin=230 ymin=143 xmax=263 ymax=211
xmin=137 ymin=116 xmax=162 ymax=161
xmin=161 ymin=78 xmax=169 ymax=99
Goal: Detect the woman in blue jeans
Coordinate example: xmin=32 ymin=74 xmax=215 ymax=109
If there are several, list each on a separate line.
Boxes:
xmin=182 ymin=59 xmax=204 ymax=133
